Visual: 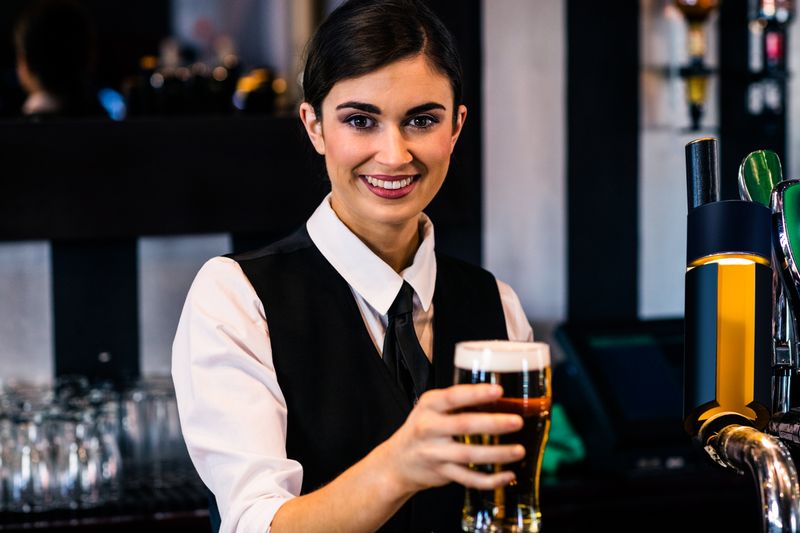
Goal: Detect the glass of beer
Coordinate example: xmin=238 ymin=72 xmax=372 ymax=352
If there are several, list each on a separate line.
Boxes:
xmin=454 ymin=340 xmax=551 ymax=533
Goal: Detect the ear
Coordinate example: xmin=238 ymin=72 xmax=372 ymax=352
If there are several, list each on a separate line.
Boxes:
xmin=449 ymin=104 xmax=468 ymax=153
xmin=299 ymin=102 xmax=325 ymax=155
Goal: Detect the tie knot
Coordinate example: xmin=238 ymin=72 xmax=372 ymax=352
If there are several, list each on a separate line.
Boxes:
xmin=388 ymin=281 xmax=415 ymax=318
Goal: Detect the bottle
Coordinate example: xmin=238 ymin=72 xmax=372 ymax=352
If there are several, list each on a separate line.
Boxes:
xmin=683 ymin=138 xmax=773 ymax=435
xmin=754 ymin=0 xmax=794 ymax=72
xmin=674 ymin=0 xmax=720 ymax=130
xmin=674 ymin=0 xmax=720 ymax=60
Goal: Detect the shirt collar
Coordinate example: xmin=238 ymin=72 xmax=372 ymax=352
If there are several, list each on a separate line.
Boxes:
xmin=306 ymin=194 xmax=436 ymax=316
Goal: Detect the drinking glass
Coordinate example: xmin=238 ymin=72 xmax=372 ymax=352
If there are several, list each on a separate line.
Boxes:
xmin=8 ymin=411 xmax=55 ymax=512
xmin=454 ymin=340 xmax=552 ymax=533
xmin=0 ymin=415 xmax=14 ymax=512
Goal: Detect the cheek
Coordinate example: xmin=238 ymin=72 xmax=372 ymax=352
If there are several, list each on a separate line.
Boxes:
xmin=419 ymin=135 xmax=455 ymax=169
xmin=325 ymin=135 xmax=367 ymax=173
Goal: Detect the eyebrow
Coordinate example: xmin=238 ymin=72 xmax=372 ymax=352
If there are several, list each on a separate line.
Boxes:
xmin=335 ymin=101 xmax=447 ymax=116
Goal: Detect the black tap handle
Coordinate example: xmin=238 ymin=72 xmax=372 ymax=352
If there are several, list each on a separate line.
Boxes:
xmin=686 ymin=137 xmax=721 ymax=210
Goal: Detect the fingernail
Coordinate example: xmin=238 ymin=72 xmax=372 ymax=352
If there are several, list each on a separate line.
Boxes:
xmin=488 ymin=384 xmax=503 ymax=395
xmin=515 ymin=445 xmax=526 ymax=457
xmin=508 ymin=415 xmax=523 ymax=427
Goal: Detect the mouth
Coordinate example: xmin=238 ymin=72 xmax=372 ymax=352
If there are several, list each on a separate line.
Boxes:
xmin=360 ymin=174 xmax=420 ymax=199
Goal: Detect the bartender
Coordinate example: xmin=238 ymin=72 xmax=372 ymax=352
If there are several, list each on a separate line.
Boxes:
xmin=172 ymin=0 xmax=534 ymax=531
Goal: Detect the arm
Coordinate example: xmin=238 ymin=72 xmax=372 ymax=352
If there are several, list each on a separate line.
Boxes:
xmin=174 ymin=259 xmax=527 ymax=533
xmin=271 ymin=384 xmax=524 ymax=533
xmin=172 ymin=257 xmax=301 ymax=533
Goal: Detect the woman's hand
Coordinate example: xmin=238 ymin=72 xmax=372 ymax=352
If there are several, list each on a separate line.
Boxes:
xmin=271 ymin=384 xmax=523 ymax=532
xmin=374 ymin=383 xmax=526 ymax=497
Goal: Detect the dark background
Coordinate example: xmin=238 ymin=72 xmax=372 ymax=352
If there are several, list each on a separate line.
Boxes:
xmin=0 ymin=0 xmax=171 ymax=117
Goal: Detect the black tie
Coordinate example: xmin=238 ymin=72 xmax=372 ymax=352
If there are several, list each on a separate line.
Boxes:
xmin=382 ymin=281 xmax=431 ymax=405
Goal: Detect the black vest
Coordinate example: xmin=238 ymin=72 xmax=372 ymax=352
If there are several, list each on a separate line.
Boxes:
xmin=214 ymin=227 xmax=508 ymax=532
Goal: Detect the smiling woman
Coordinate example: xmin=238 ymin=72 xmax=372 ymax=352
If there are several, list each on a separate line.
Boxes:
xmin=171 ymin=1 xmax=534 ymax=532
xmin=300 ymin=55 xmax=466 ymax=271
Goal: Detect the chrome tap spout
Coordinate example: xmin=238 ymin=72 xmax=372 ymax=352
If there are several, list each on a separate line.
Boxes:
xmin=704 ymin=421 xmax=800 ymax=532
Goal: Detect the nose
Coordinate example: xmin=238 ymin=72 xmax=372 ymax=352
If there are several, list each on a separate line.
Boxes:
xmin=374 ymin=126 xmax=413 ymax=167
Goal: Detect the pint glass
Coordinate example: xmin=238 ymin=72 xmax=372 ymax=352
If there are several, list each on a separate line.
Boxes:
xmin=454 ymin=340 xmax=551 ymax=533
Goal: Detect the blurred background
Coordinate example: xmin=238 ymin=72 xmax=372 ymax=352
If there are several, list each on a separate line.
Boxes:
xmin=0 ymin=0 xmax=797 ymax=531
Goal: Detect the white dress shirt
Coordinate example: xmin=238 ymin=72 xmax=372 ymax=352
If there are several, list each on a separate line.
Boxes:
xmin=172 ymin=195 xmax=533 ymax=533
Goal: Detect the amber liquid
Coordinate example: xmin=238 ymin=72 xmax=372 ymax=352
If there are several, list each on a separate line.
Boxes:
xmin=457 ymin=368 xmax=551 ymax=532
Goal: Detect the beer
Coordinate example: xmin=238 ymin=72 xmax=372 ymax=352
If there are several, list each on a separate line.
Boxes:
xmin=454 ymin=341 xmax=551 ymax=533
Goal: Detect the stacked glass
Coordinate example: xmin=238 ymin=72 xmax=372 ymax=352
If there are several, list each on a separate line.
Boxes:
xmin=0 ymin=374 xmax=192 ymax=513
xmin=120 ymin=376 xmax=191 ymax=489
xmin=0 ymin=377 xmax=120 ymax=512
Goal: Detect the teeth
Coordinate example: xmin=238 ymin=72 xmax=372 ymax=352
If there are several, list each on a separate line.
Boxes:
xmin=365 ymin=176 xmax=414 ymax=189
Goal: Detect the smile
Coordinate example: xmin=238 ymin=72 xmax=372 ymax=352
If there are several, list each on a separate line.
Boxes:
xmin=364 ymin=175 xmax=415 ymax=190
xmin=360 ymin=174 xmax=419 ymax=199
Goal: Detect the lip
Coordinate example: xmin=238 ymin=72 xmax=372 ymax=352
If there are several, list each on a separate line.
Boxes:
xmin=360 ymin=174 xmax=420 ymax=199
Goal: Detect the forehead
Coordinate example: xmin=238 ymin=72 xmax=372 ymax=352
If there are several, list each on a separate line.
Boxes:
xmin=323 ymin=55 xmax=453 ymax=110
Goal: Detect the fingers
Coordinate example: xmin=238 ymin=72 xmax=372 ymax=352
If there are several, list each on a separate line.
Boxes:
xmin=418 ymin=384 xmax=503 ymax=413
xmin=412 ymin=386 xmax=523 ymax=439
xmin=425 ymin=441 xmax=526 ymax=466
xmin=427 ymin=411 xmax=522 ymax=438
xmin=438 ymin=462 xmax=516 ymax=490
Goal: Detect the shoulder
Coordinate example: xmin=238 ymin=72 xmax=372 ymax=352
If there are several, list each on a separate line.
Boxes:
xmin=186 ymin=256 xmax=257 ymax=310
xmin=176 ymin=256 xmax=268 ymax=358
xmin=436 ymin=253 xmax=496 ymax=283
xmin=228 ymin=227 xmax=315 ymax=264
xmin=435 ymin=255 xmax=532 ymax=340
xmin=495 ymin=278 xmax=533 ymax=342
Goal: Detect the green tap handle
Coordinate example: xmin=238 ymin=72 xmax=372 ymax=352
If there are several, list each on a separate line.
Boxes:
xmin=739 ymin=149 xmax=782 ymax=206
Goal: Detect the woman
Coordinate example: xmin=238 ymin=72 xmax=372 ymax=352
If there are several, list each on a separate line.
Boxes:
xmin=172 ymin=1 xmax=534 ymax=531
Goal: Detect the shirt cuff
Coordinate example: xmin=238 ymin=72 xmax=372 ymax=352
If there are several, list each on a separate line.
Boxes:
xmin=222 ymin=496 xmax=293 ymax=533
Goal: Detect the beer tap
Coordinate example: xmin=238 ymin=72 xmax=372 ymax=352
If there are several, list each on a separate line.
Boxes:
xmin=683 ymin=138 xmax=800 ymax=532
xmin=738 ymin=150 xmax=793 ymax=415
xmin=683 ymin=138 xmax=772 ymax=437
xmin=699 ymin=421 xmax=800 ymax=531
xmin=767 ymin=179 xmax=800 ymax=446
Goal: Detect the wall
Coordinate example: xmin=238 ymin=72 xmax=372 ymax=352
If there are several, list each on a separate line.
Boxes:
xmin=138 ymin=235 xmax=231 ymax=376
xmin=638 ymin=0 xmax=720 ymax=319
xmin=0 ymin=242 xmax=51 ymax=383
xmin=482 ymin=0 xmax=567 ymax=342
xmin=0 ymin=237 xmax=228 ymax=384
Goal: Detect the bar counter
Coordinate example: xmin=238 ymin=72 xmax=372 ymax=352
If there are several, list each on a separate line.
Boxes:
xmin=1 ymin=460 xmax=757 ymax=532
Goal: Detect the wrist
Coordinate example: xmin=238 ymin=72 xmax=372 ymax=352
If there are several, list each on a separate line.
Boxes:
xmin=369 ymin=439 xmax=418 ymax=504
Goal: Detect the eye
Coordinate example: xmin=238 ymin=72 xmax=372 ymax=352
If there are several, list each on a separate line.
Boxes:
xmin=345 ymin=114 xmax=375 ymax=129
xmin=407 ymin=115 xmax=439 ymax=129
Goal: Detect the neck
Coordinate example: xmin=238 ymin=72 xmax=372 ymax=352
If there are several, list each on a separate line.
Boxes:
xmin=330 ymin=201 xmax=421 ymax=273
xmin=366 ymin=223 xmax=420 ymax=273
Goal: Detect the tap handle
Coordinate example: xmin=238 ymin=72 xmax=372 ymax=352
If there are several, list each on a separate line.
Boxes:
xmin=771 ymin=180 xmax=800 ymax=336
xmin=686 ymin=137 xmax=720 ymax=210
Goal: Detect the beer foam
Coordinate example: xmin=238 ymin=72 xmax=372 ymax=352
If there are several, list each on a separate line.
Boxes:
xmin=454 ymin=340 xmax=550 ymax=372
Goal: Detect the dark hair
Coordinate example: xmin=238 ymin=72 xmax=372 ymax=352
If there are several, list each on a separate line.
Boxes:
xmin=302 ymin=0 xmax=463 ymax=122
xmin=14 ymin=0 xmax=97 ymax=106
